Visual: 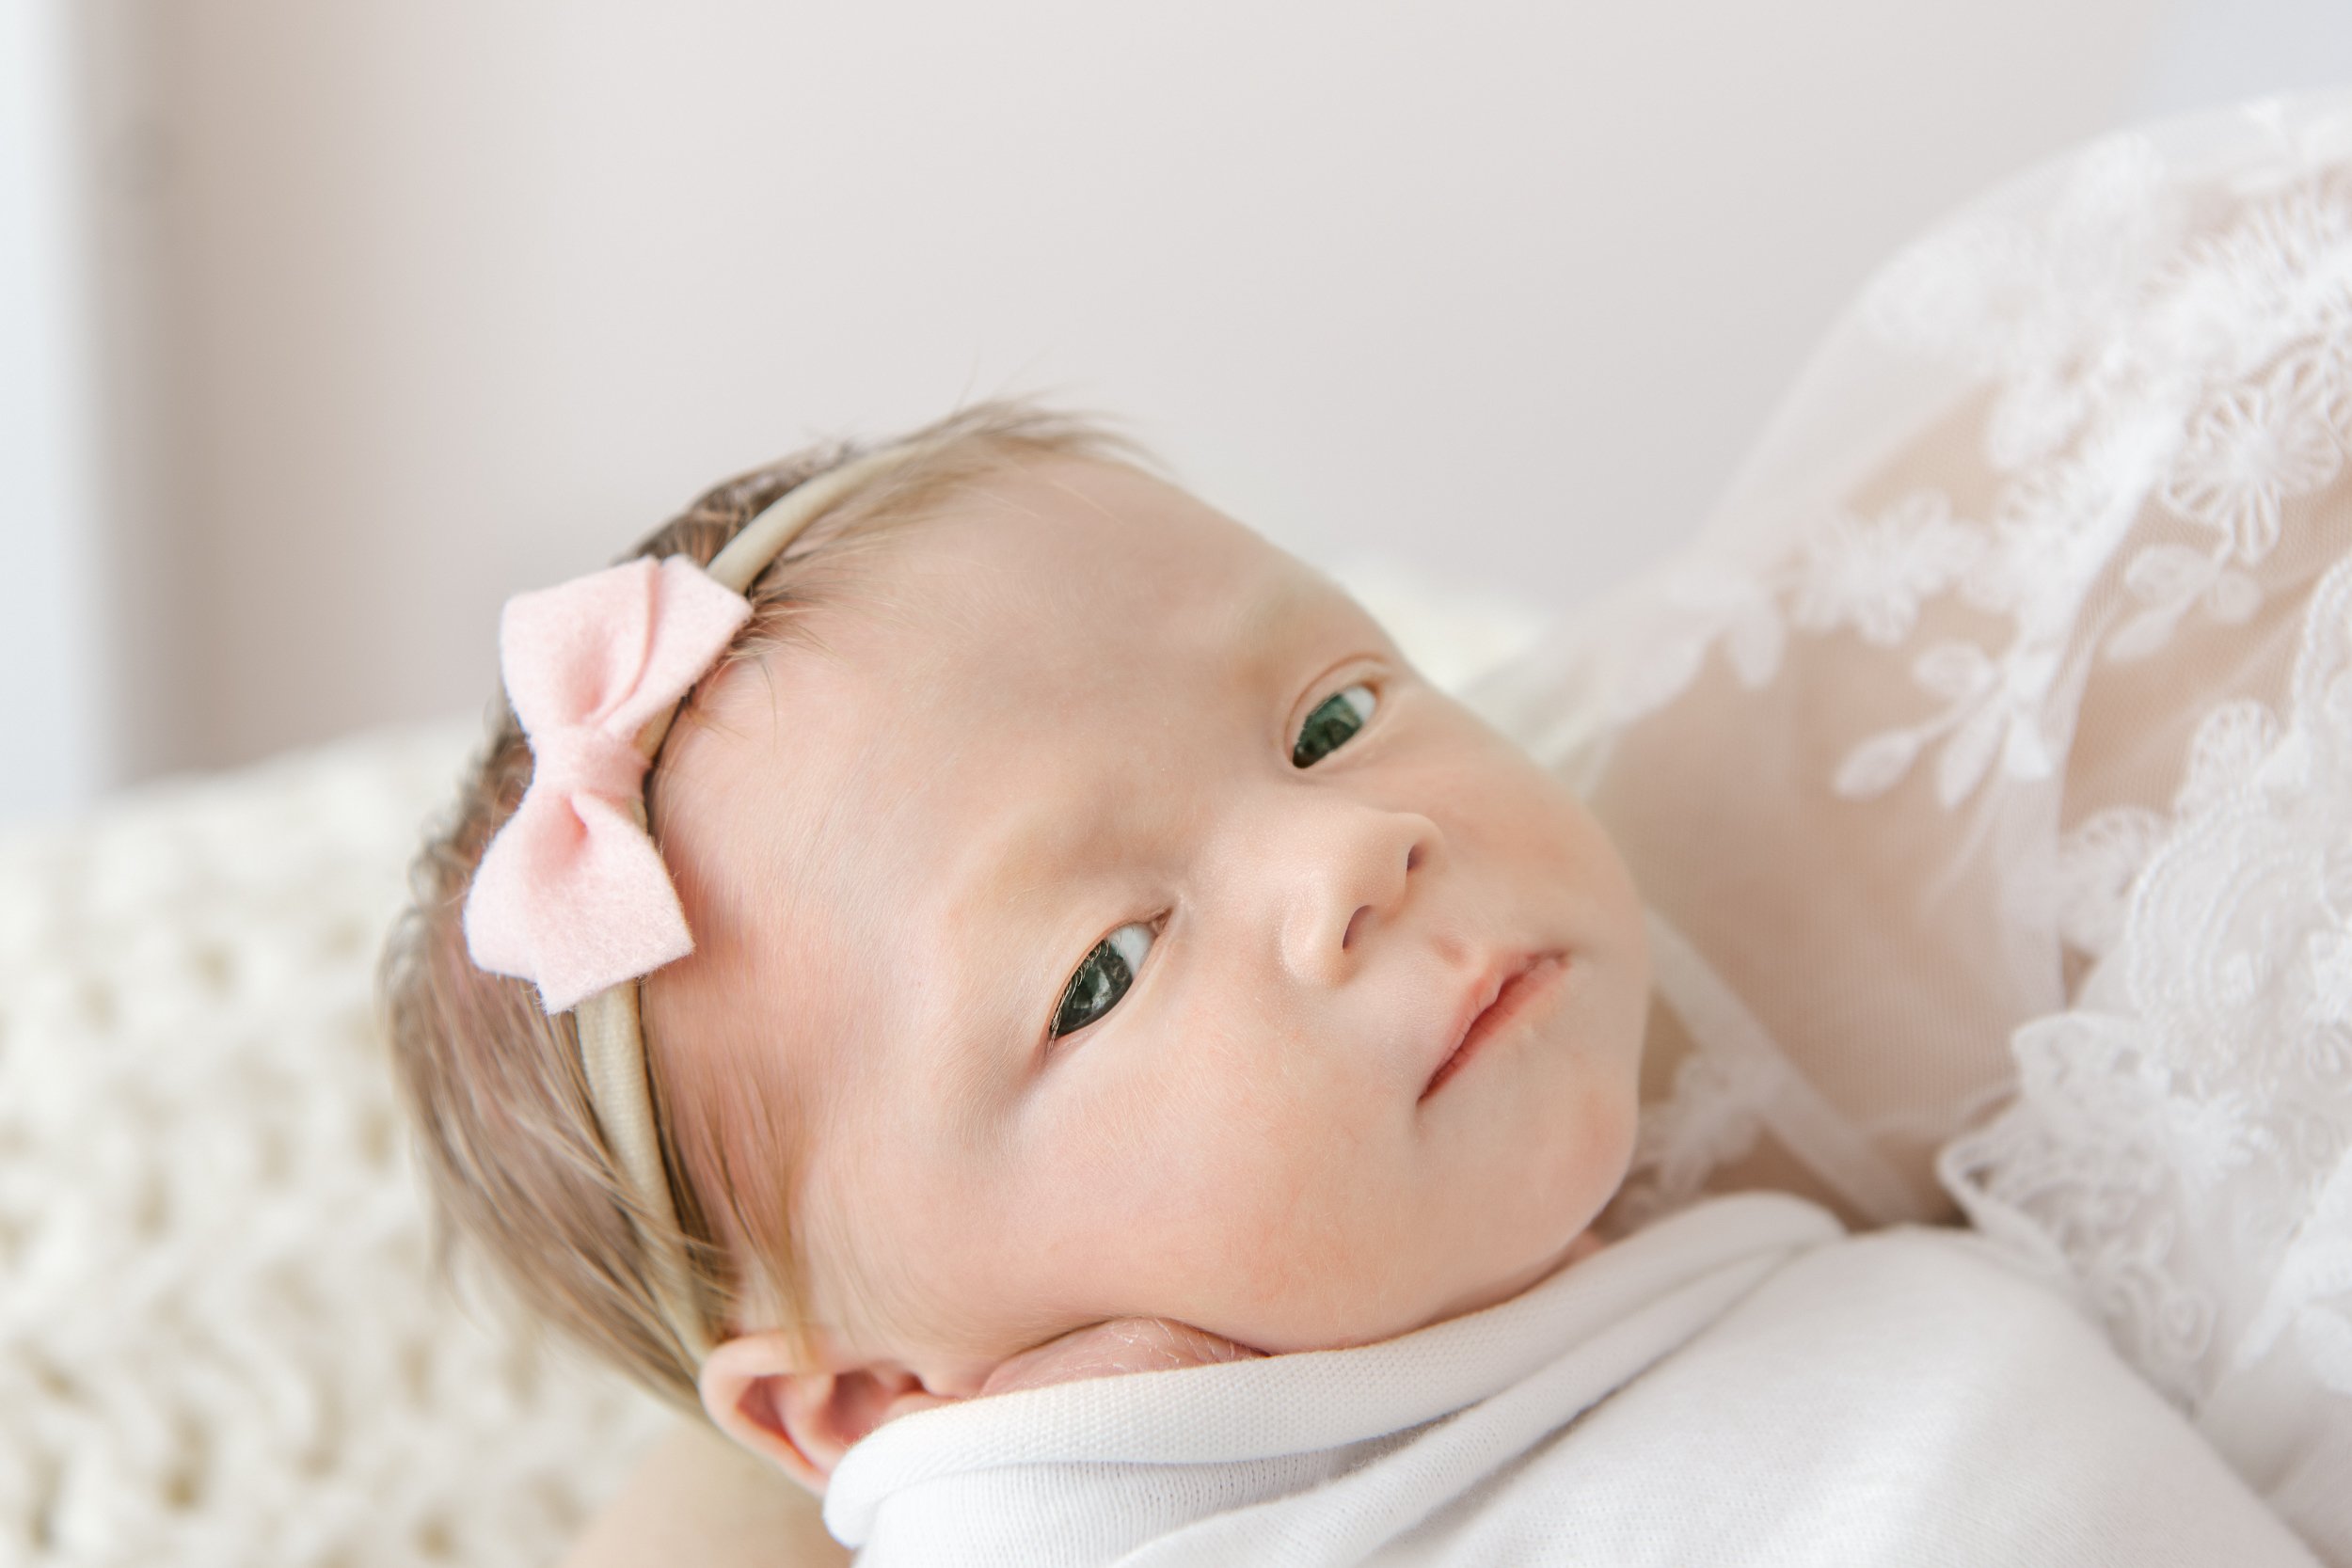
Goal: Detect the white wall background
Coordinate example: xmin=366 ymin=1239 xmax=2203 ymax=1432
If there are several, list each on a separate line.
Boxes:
xmin=8 ymin=1 xmax=2349 ymax=816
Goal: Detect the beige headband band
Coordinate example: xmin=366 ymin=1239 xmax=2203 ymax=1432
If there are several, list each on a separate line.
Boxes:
xmin=575 ymin=441 xmax=932 ymax=1370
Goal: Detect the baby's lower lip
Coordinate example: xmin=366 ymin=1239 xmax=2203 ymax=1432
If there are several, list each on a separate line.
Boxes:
xmin=1421 ymin=955 xmax=1565 ymax=1101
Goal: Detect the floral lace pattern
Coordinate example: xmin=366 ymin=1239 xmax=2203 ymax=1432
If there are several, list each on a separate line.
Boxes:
xmin=1613 ymin=113 xmax=2352 ymax=813
xmin=1942 ymin=551 xmax=2352 ymax=1412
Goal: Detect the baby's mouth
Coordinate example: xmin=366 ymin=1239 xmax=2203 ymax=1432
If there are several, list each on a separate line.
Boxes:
xmin=1421 ymin=954 xmax=1565 ymax=1102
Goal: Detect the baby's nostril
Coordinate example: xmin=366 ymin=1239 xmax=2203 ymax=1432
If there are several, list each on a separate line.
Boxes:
xmin=1342 ymin=906 xmax=1371 ymax=950
xmin=1406 ymin=845 xmax=1424 ymax=874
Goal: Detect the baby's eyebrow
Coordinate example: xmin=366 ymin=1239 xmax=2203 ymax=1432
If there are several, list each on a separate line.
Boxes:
xmin=961 ymin=781 xmax=1115 ymax=924
xmin=927 ymin=791 xmax=1116 ymax=1098
xmin=1219 ymin=578 xmax=1326 ymax=658
xmin=954 ymin=573 xmax=1331 ymax=905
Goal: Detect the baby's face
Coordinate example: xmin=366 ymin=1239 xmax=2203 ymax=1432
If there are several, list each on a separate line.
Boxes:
xmin=654 ymin=457 xmax=1649 ymax=1392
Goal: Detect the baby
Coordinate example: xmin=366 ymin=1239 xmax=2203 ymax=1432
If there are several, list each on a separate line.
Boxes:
xmin=389 ymin=403 xmax=1652 ymax=1459
xmin=386 ymin=398 xmax=2322 ymax=1564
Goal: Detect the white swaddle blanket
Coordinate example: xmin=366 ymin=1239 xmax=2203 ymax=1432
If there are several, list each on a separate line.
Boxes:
xmin=823 ymin=1193 xmax=2311 ymax=1565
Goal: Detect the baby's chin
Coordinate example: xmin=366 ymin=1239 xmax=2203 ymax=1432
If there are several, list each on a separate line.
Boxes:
xmin=973 ymin=1231 xmax=1613 ymax=1401
xmin=976 ymin=1317 xmax=1266 ymax=1398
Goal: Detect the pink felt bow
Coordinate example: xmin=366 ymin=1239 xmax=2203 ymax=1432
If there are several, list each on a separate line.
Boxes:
xmin=463 ymin=556 xmax=753 ymax=1012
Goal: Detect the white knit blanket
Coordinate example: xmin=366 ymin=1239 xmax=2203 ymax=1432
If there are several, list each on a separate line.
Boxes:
xmin=826 ymin=1192 xmax=2315 ymax=1566
xmin=0 ymin=726 xmax=669 ymax=1567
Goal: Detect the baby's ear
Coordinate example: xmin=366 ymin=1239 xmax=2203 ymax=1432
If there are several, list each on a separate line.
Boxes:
xmin=699 ymin=1332 xmax=962 ymax=1493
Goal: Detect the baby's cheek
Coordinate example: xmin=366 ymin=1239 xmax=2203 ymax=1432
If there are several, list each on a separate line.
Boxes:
xmin=1161 ymin=1094 xmax=1417 ymax=1343
xmin=1007 ymin=994 xmax=1411 ymax=1344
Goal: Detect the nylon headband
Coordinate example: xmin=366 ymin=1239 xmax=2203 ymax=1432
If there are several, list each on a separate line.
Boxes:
xmin=575 ymin=441 xmax=933 ymax=1370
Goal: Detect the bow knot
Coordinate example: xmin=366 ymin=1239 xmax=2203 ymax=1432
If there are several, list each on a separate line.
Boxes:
xmin=463 ymin=556 xmax=754 ymax=1012
xmin=531 ymin=725 xmax=652 ymax=809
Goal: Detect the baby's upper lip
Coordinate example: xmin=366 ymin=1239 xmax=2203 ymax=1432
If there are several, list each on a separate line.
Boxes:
xmin=1422 ymin=952 xmax=1542 ymax=1099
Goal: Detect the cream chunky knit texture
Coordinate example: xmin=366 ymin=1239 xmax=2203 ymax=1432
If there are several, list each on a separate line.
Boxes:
xmin=0 ymin=724 xmax=667 ymax=1566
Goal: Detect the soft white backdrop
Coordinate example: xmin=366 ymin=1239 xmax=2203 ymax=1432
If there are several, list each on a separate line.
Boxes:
xmin=8 ymin=0 xmax=2351 ymax=817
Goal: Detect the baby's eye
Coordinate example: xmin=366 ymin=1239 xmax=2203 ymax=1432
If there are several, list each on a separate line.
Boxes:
xmin=1292 ymin=683 xmax=1377 ymax=768
xmin=1049 ymin=922 xmax=1154 ymax=1039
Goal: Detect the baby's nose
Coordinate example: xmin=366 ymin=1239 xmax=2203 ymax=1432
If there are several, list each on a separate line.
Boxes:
xmin=1277 ymin=805 xmax=1439 ymax=986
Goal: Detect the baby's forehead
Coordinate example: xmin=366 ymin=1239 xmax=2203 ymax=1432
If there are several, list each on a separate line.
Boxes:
xmin=759 ymin=463 xmax=1324 ymax=718
xmin=881 ymin=461 xmax=1294 ymax=645
xmin=663 ymin=459 xmax=1323 ymax=898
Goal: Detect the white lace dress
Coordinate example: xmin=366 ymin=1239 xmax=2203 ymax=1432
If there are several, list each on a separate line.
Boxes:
xmin=1470 ymin=90 xmax=2352 ymax=1561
